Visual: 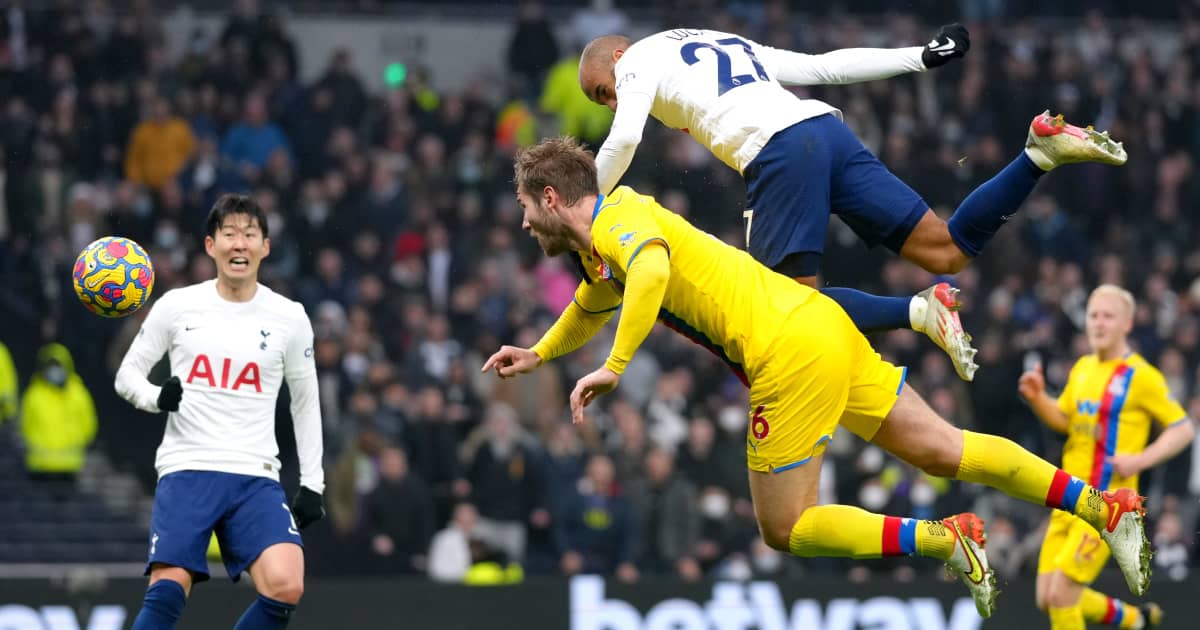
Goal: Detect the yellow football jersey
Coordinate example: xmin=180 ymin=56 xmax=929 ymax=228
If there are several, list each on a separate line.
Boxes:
xmin=1055 ymin=352 xmax=1187 ymax=491
xmin=567 ymin=186 xmax=819 ymax=381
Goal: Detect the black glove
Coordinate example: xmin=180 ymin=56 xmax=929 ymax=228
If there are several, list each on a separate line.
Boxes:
xmin=922 ymin=23 xmax=970 ymax=68
xmin=290 ymin=486 xmax=325 ymax=530
xmin=157 ymin=376 xmax=182 ymax=412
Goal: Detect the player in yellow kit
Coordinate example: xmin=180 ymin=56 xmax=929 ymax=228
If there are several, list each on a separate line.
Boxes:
xmin=1020 ymin=285 xmax=1194 ymax=630
xmin=482 ymin=137 xmax=1153 ymax=617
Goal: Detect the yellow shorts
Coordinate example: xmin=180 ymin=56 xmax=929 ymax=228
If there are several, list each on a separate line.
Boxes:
xmin=1036 ymin=510 xmax=1109 ymax=583
xmin=744 ymin=293 xmax=906 ymax=473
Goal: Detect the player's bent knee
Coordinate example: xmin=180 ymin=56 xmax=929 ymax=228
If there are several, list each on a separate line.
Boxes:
xmin=260 ymin=576 xmax=304 ymax=604
xmin=1045 ymin=582 xmax=1080 ymax=609
xmin=148 ymin=565 xmax=193 ymax=596
xmin=758 ymin=519 xmax=795 ymax=553
xmin=921 ymin=247 xmax=970 ymax=275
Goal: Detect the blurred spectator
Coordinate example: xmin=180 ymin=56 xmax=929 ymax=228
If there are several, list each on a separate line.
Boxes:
xmin=365 ymin=447 xmax=437 ymax=574
xmin=221 ymin=92 xmax=290 ymax=185
xmin=0 ymin=340 xmax=16 ymax=424
xmin=428 ymin=501 xmax=481 ymax=583
xmin=629 ymin=447 xmax=702 ymax=581
xmin=459 ymin=402 xmax=547 ymax=562
xmin=557 ymin=453 xmax=639 ymax=581
xmin=19 ymin=344 xmax=96 ymax=484
xmin=507 ymin=0 xmax=559 ymax=99
xmin=124 ymin=96 xmax=196 ymax=190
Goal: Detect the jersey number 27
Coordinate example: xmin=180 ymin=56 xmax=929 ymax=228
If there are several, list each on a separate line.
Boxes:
xmin=680 ymin=37 xmax=769 ymax=96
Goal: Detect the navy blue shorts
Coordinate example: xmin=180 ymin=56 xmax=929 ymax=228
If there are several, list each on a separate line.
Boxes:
xmin=145 ymin=471 xmax=303 ymax=582
xmin=742 ymin=113 xmax=928 ymax=276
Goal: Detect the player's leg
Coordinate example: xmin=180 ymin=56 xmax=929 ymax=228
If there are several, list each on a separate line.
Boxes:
xmin=904 ymin=111 xmax=1126 ymax=268
xmin=868 ymin=385 xmax=1151 ymax=596
xmin=218 ymin=475 xmax=306 ymax=629
xmin=1080 ymin=588 xmax=1161 ymax=629
xmin=235 ymin=543 xmax=305 ymax=629
xmin=814 ymin=115 xmax=977 ymax=380
xmin=751 ymin=297 xmax=996 ymax=617
xmin=132 ymin=472 xmax=221 ymax=630
xmin=743 ymin=118 xmax=970 ymax=374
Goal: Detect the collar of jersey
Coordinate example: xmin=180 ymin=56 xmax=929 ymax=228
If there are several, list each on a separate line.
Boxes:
xmin=591 ymin=194 xmax=606 ymax=221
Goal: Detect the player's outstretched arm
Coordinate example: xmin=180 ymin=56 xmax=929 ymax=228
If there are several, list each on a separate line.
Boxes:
xmin=596 ymin=90 xmax=654 ymax=195
xmin=1017 ymin=362 xmax=1070 ymax=434
xmin=1109 ymin=418 xmax=1195 ymax=478
xmin=763 ymin=23 xmax=968 ymax=86
xmin=114 ymin=296 xmax=175 ymax=413
xmin=484 ymin=281 xmax=621 ymax=379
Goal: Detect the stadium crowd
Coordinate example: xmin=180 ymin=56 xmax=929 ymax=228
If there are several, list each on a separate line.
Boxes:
xmin=1 ymin=0 xmax=1200 ymax=584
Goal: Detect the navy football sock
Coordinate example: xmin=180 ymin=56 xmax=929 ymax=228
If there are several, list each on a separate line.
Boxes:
xmin=233 ymin=594 xmax=296 ymax=630
xmin=947 ymin=152 xmax=1044 ymax=257
xmin=821 ymin=287 xmax=912 ymax=332
xmin=131 ymin=580 xmax=187 ymax=630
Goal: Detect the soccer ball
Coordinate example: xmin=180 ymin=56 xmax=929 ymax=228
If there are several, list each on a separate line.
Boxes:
xmin=72 ymin=236 xmax=155 ymax=318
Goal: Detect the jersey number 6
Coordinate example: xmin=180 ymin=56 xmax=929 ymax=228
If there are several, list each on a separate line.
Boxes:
xmin=680 ymin=37 xmax=769 ymax=97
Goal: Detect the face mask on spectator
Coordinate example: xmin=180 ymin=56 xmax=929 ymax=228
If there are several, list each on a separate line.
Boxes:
xmin=700 ymin=490 xmax=730 ymax=519
xmin=43 ymin=365 xmax=67 ymax=387
xmin=156 ymin=226 xmax=179 ymax=249
xmin=717 ymin=406 xmax=743 ymax=434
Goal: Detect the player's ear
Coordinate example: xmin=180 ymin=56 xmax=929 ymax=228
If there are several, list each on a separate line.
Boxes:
xmin=204 ymin=235 xmax=215 ymax=258
xmin=542 ymin=185 xmax=556 ymax=209
xmin=613 ymin=49 xmax=624 ymax=63
xmin=262 ymin=237 xmax=271 ymax=259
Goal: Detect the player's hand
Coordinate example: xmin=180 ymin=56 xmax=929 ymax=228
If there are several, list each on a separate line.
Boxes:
xmin=481 ymin=346 xmax=542 ymax=378
xmin=290 ymin=486 xmax=325 ymax=529
xmin=1107 ymin=454 xmax=1147 ymax=478
xmin=156 ymin=376 xmax=182 ymax=412
xmin=922 ymin=23 xmax=970 ymax=68
xmin=569 ymin=367 xmax=620 ymax=425
xmin=1017 ymin=362 xmax=1045 ymax=401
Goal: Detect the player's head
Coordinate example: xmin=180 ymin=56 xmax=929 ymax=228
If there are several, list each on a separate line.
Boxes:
xmin=204 ymin=193 xmax=271 ymax=286
xmin=513 ymin=136 xmax=599 ymax=256
xmin=580 ymin=34 xmax=631 ymax=111
xmin=1086 ymin=284 xmax=1135 ymax=353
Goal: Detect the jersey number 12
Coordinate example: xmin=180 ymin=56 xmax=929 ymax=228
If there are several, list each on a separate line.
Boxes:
xmin=680 ymin=37 xmax=769 ymax=96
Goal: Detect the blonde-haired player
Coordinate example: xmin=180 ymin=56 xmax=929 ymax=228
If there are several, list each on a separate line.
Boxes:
xmin=1020 ymin=285 xmax=1194 ymax=630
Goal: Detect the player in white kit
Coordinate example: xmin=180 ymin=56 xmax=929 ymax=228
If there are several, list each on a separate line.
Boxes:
xmin=580 ymin=27 xmax=1127 ymax=382
xmin=115 ymin=194 xmax=324 ymax=630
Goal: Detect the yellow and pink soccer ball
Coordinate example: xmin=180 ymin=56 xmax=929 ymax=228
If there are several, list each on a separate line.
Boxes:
xmin=72 ymin=236 xmax=155 ymax=318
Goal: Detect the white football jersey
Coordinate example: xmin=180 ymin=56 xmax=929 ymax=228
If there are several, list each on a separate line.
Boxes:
xmin=596 ymin=28 xmax=925 ymax=194
xmin=115 ymin=280 xmax=324 ymax=491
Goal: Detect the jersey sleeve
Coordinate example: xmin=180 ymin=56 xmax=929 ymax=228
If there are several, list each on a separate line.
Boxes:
xmin=595 ymin=53 xmax=659 ymax=195
xmin=1137 ymin=366 xmax=1189 ymax=429
xmin=756 ymin=44 xmax=926 ymax=86
xmin=114 ymin=293 xmax=173 ymax=413
xmin=593 ymin=192 xmax=672 ymax=374
xmin=284 ymin=304 xmax=324 ymax=492
xmin=284 ymin=305 xmax=317 ymax=380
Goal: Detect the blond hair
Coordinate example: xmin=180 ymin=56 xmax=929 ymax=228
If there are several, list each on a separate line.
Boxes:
xmin=1089 ymin=284 xmax=1136 ymax=318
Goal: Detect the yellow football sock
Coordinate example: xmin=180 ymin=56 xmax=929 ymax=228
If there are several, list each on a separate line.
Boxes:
xmin=1049 ymin=605 xmax=1086 ymax=630
xmin=1080 ymin=588 xmax=1141 ymax=628
xmin=955 ymin=430 xmax=1109 ymax=531
xmin=787 ymin=505 xmax=955 ymax=561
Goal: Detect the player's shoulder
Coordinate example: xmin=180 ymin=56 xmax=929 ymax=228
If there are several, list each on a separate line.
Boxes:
xmin=1127 ymin=353 xmax=1167 ymax=384
xmin=255 ymin=283 xmax=310 ymax=320
xmin=152 ymin=279 xmax=212 ymax=311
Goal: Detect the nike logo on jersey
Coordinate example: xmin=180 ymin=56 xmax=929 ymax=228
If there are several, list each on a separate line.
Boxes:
xmin=184 ymin=325 xmax=201 ymax=331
